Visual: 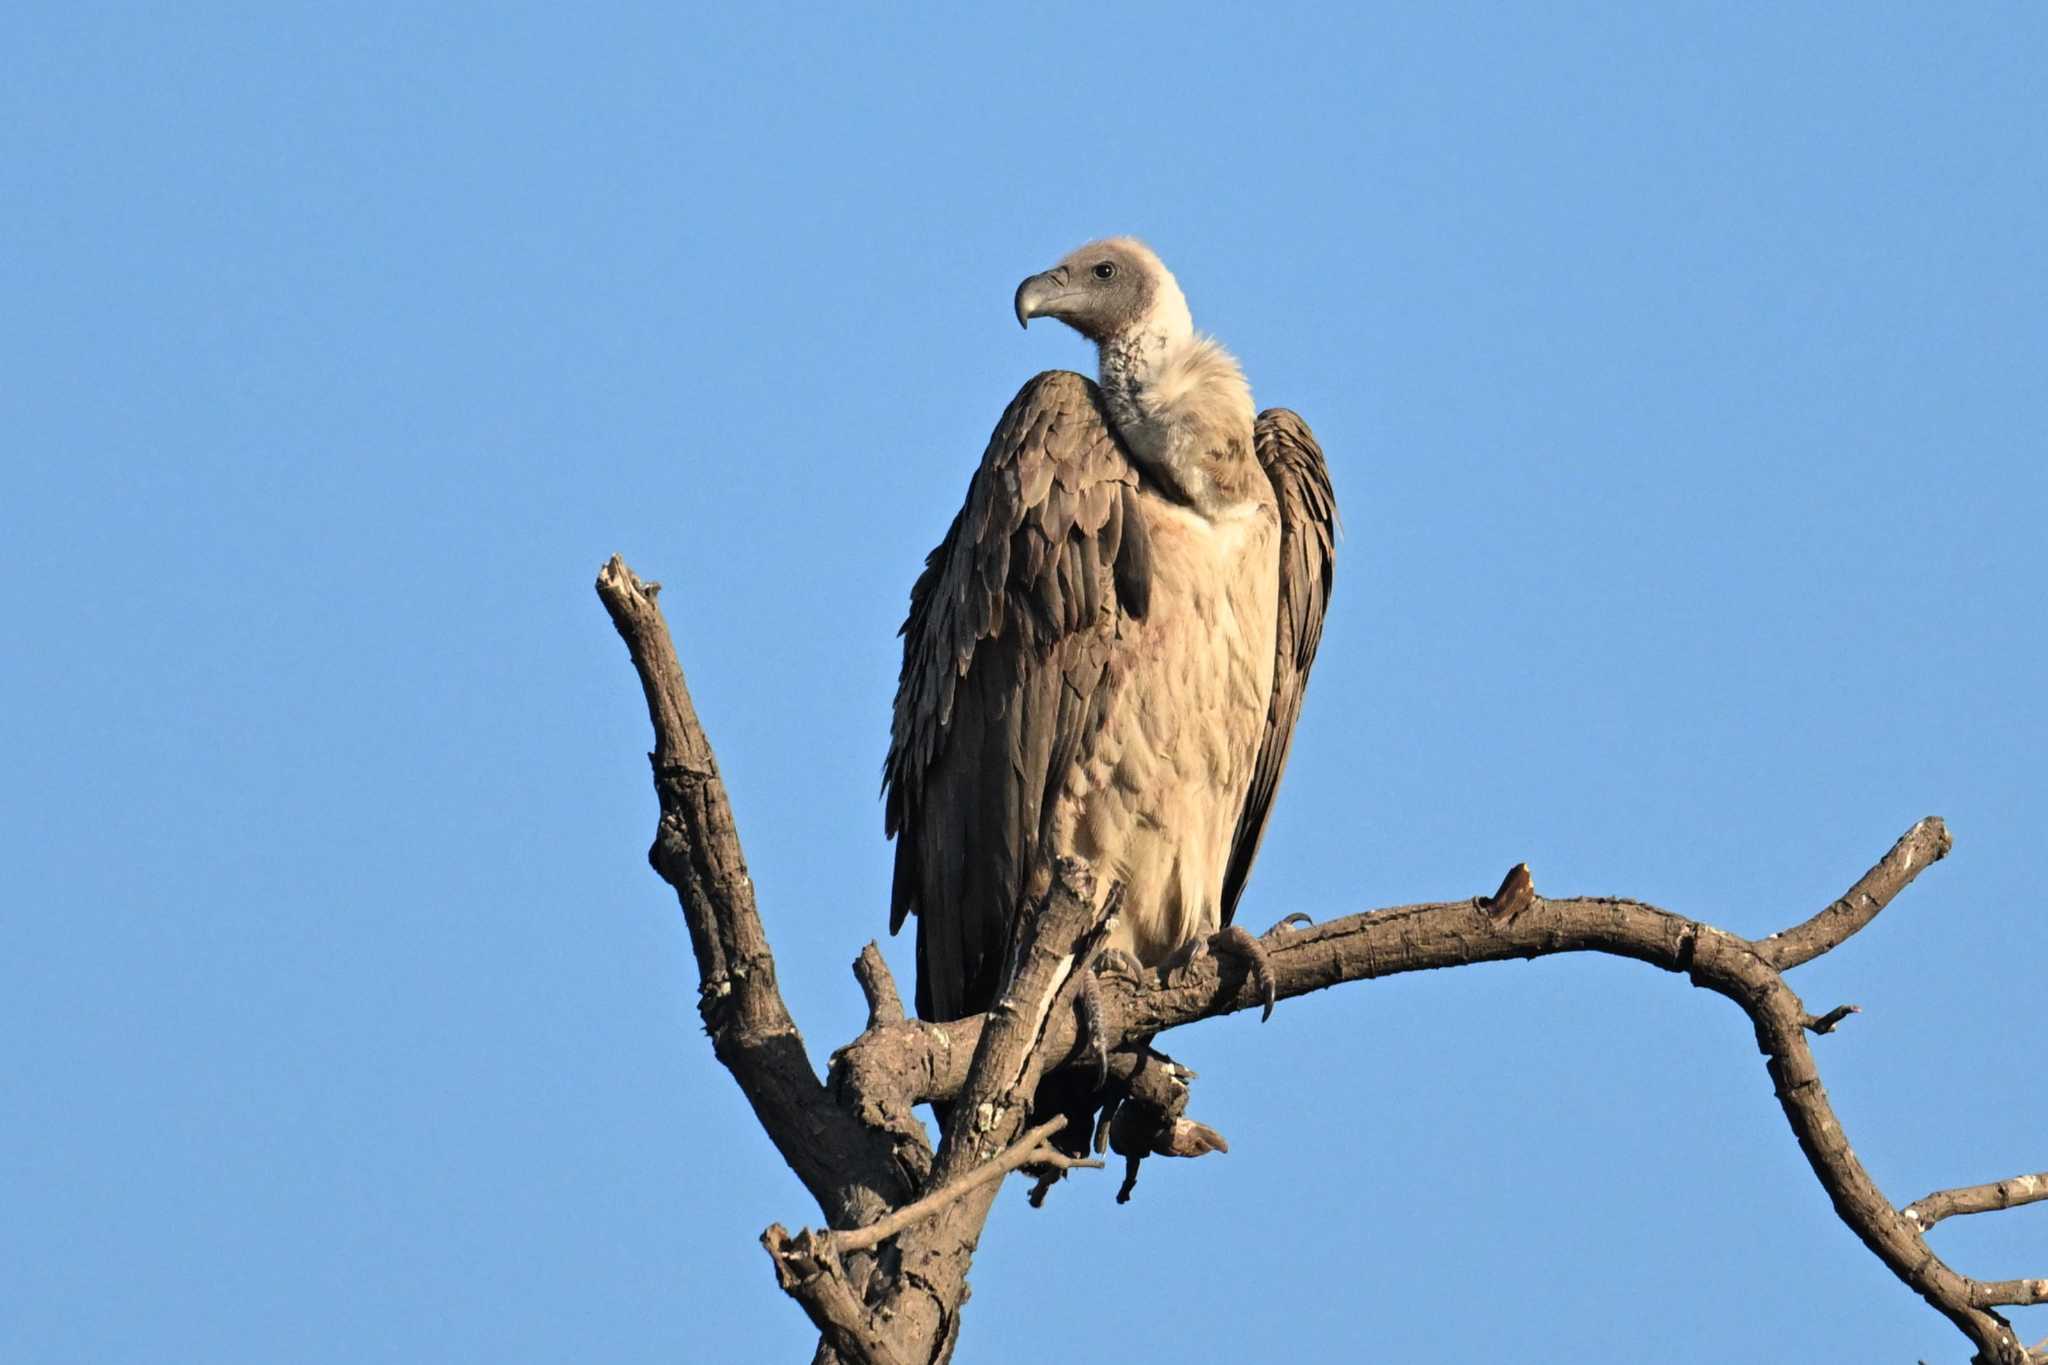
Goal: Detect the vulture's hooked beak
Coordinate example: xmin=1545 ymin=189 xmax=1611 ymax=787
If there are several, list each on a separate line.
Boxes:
xmin=1013 ymin=266 xmax=1071 ymax=328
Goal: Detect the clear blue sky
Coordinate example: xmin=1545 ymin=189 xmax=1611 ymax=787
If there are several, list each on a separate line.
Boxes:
xmin=4 ymin=4 xmax=2042 ymax=1361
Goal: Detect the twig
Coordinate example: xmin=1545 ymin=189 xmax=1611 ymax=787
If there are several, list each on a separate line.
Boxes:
xmin=1971 ymin=1279 xmax=2048 ymax=1308
xmin=1803 ymin=1003 xmax=1860 ymax=1034
xmin=1905 ymin=1173 xmax=2048 ymax=1231
xmin=829 ymin=1117 xmax=1100 ymax=1256
xmin=1756 ymin=816 xmax=1951 ymax=969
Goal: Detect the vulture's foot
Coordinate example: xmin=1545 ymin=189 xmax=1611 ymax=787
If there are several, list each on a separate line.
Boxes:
xmin=1207 ymin=924 xmax=1278 ymax=1021
xmin=1092 ymin=945 xmax=1146 ymax=983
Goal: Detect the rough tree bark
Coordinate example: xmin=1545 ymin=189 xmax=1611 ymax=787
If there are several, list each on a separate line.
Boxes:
xmin=596 ymin=555 xmax=2045 ymax=1365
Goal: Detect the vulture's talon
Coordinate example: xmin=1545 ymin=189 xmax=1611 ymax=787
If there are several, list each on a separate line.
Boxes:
xmin=1263 ymin=911 xmax=1312 ymax=939
xmin=1159 ymin=934 xmax=1204 ymax=985
xmin=1209 ymin=923 xmax=1277 ymax=1021
xmin=1091 ymin=945 xmax=1146 ymax=986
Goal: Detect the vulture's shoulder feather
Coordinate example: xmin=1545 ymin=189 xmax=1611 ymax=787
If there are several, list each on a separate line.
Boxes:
xmin=883 ymin=370 xmax=1151 ymax=1020
xmin=1220 ymin=407 xmax=1337 ymax=924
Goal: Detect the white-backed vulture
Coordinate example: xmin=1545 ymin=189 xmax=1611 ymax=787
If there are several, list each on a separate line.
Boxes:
xmin=883 ymin=237 xmax=1337 ymax=1066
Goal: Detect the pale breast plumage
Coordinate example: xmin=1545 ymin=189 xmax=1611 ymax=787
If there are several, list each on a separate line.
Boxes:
xmin=1055 ymin=493 xmax=1279 ymax=964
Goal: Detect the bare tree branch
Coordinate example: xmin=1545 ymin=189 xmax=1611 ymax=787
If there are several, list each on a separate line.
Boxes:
xmin=830 ymin=848 xmax=1942 ymax=1119
xmin=853 ymin=943 xmax=905 ymax=1032
xmin=837 ymin=860 xmax=1122 ymax=1357
xmin=595 ymin=557 xmax=912 ymax=1231
xmin=1802 ymin=1003 xmax=1861 ymax=1034
xmin=1906 ymin=1174 xmax=2048 ymax=1232
xmin=759 ymin=1225 xmax=911 ymax=1365
xmin=1755 ymin=817 xmax=1953 ymax=970
xmin=1972 ymin=1280 xmax=2048 ymax=1308
xmin=598 ymin=556 xmax=2041 ymax=1365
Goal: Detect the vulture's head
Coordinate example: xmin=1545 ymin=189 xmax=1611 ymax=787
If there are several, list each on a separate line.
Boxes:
xmin=1014 ymin=237 xmax=1193 ymax=344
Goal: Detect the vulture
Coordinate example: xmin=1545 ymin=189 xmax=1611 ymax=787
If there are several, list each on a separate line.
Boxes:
xmin=883 ymin=238 xmax=1336 ymax=1127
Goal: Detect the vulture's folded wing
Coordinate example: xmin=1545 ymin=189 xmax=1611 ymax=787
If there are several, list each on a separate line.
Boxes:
xmin=883 ymin=371 xmax=1151 ymax=1021
xmin=1220 ymin=408 xmax=1337 ymax=924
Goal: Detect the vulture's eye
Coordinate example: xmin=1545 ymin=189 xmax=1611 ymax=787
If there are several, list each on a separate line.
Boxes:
xmin=1093 ymin=261 xmax=1117 ymax=280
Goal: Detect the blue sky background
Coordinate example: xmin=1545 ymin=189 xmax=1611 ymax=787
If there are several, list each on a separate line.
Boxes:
xmin=4 ymin=4 xmax=2043 ymax=1361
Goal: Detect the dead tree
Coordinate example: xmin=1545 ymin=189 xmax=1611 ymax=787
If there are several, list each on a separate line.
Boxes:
xmin=595 ymin=555 xmax=2045 ymax=1365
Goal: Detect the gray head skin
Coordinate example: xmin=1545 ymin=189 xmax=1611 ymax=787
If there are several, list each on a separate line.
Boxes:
xmin=1013 ymin=239 xmax=1168 ymax=342
xmin=1010 ymin=237 xmax=1253 ymax=515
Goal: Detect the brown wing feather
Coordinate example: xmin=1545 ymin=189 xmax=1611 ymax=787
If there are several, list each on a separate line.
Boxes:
xmin=883 ymin=371 xmax=1150 ymax=1021
xmin=1219 ymin=408 xmax=1337 ymax=924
